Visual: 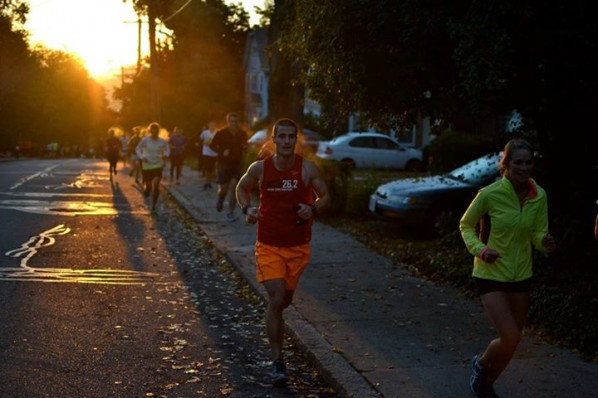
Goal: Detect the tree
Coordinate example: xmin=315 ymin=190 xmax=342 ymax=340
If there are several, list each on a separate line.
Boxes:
xmin=278 ymin=0 xmax=461 ymax=132
xmin=0 ymin=0 xmax=29 ymax=23
xmin=254 ymin=0 xmax=274 ymax=28
xmin=448 ymin=1 xmax=598 ymax=232
xmin=0 ymin=15 xmax=36 ymax=151
xmin=119 ymin=0 xmax=249 ymax=132
xmin=29 ymin=49 xmax=109 ymax=147
xmin=279 ymin=0 xmax=597 ymax=235
xmin=0 ymin=2 xmax=35 ymax=149
xmin=1 ymin=15 xmax=111 ymax=153
xmin=0 ymin=14 xmax=35 ymax=107
xmin=1 ymin=1 xmax=116 ymax=154
xmin=267 ymin=0 xmax=305 ymax=125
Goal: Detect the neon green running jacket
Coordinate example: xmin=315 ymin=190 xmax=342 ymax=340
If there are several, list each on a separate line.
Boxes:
xmin=460 ymin=177 xmax=550 ymax=282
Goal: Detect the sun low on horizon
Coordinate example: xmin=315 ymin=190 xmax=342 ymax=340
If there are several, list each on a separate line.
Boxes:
xmin=25 ymin=0 xmax=152 ymax=81
xmin=25 ymin=0 xmax=264 ymax=83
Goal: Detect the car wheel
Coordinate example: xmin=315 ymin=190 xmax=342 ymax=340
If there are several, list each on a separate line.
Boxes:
xmin=426 ymin=205 xmax=459 ymax=237
xmin=341 ymin=159 xmax=356 ymax=169
xmin=405 ymin=159 xmax=423 ymax=172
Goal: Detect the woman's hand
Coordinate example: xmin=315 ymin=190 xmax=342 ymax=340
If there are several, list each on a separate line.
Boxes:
xmin=542 ymin=234 xmax=556 ymax=253
xmin=480 ymin=248 xmax=500 ymax=263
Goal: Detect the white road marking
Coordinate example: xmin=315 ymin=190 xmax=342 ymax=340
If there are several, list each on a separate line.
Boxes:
xmin=3 ymin=224 xmax=163 ymax=285
xmin=3 ymin=166 xmax=149 ymax=216
xmin=0 ymin=199 xmax=148 ymax=216
xmin=9 ymin=165 xmax=60 ymax=190
xmin=0 ymin=192 xmax=113 ymax=198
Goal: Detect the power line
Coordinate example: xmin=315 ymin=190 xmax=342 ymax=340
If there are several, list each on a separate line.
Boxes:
xmin=162 ymin=0 xmax=193 ymax=22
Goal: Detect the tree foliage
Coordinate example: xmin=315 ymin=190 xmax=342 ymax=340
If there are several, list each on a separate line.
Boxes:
xmin=279 ymin=1 xmax=596 ymax=133
xmin=266 ymin=0 xmax=305 ymax=124
xmin=118 ymin=0 xmax=249 ymax=133
xmin=0 ymin=0 xmax=29 ymax=24
xmin=0 ymin=10 xmax=111 ymax=154
xmin=279 ymin=1 xmax=459 ymax=131
xmin=254 ymin=0 xmax=274 ymax=28
xmin=278 ymin=0 xmax=598 ymax=239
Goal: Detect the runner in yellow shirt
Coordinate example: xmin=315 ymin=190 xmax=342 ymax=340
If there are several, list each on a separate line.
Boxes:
xmin=460 ymin=138 xmax=556 ymax=397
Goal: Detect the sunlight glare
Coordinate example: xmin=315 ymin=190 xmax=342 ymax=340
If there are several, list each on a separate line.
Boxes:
xmin=25 ymin=0 xmax=262 ymax=80
xmin=25 ymin=0 xmax=149 ymax=79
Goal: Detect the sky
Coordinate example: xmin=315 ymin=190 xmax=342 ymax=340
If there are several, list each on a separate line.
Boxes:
xmin=24 ymin=0 xmax=264 ymax=82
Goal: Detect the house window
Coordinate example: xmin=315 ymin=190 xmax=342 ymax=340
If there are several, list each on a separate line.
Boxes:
xmin=394 ymin=127 xmax=415 ymax=145
xmin=250 ymin=74 xmax=260 ymax=92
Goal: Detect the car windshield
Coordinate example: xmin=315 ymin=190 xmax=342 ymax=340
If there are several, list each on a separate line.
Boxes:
xmin=447 ymin=152 xmax=501 ymax=184
xmin=328 ymin=135 xmax=346 ymax=143
xmin=248 ymin=130 xmax=267 ymax=142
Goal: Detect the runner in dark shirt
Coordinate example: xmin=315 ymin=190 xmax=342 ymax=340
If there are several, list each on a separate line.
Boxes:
xmin=104 ymin=128 xmax=121 ymax=180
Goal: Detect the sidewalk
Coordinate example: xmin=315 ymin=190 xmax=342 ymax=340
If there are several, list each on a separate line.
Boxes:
xmin=163 ymin=165 xmax=598 ymax=398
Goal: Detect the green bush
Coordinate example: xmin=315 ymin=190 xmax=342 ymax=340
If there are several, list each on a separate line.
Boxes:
xmin=313 ymin=160 xmax=389 ymax=216
xmin=530 ymin=285 xmax=598 ymax=360
xmin=415 ymin=230 xmax=477 ymax=293
xmin=345 ymin=174 xmax=381 ymax=215
xmin=313 ymin=159 xmax=352 ymax=215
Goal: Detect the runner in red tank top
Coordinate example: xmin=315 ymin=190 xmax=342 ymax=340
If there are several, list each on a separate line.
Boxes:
xmin=258 ymin=155 xmax=314 ymax=246
xmin=235 ymin=118 xmax=330 ymax=386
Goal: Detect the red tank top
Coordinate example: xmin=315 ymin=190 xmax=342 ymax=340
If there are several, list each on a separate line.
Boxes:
xmin=258 ymin=155 xmax=314 ymax=247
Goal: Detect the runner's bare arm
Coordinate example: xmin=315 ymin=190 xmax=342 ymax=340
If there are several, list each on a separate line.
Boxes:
xmin=235 ymin=161 xmax=263 ymax=209
xmin=305 ymin=161 xmax=330 ymax=213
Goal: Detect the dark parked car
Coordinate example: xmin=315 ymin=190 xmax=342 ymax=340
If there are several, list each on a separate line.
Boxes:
xmin=369 ymin=152 xmax=502 ymax=234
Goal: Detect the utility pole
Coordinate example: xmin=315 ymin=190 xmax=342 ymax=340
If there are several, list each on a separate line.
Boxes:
xmin=148 ymin=0 xmax=161 ymax=123
xmin=124 ymin=18 xmax=144 ymax=77
xmin=137 ymin=18 xmax=142 ymax=75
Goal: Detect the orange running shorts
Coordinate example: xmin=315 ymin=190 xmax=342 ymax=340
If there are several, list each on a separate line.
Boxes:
xmin=255 ymin=241 xmax=311 ymax=290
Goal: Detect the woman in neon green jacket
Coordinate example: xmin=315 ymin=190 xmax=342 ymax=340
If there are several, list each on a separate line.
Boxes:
xmin=460 ymin=138 xmax=556 ymax=398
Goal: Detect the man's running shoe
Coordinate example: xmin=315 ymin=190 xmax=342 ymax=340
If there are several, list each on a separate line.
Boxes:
xmin=470 ymin=354 xmax=488 ymax=397
xmin=271 ymin=358 xmax=289 ymax=387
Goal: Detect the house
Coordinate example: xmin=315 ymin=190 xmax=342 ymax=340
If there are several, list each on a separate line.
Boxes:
xmin=242 ymin=28 xmax=433 ymax=149
xmin=242 ymin=28 xmax=269 ymax=126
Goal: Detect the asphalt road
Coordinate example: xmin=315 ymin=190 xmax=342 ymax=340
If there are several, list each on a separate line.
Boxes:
xmin=0 ymin=158 xmax=334 ymax=397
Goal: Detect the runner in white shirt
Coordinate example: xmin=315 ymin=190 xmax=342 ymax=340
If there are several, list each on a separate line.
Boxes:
xmin=200 ymin=121 xmax=218 ymax=189
xmin=135 ymin=122 xmax=170 ymax=212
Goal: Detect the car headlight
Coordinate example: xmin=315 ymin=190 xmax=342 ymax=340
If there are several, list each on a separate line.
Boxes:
xmin=387 ymin=195 xmax=418 ymax=205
